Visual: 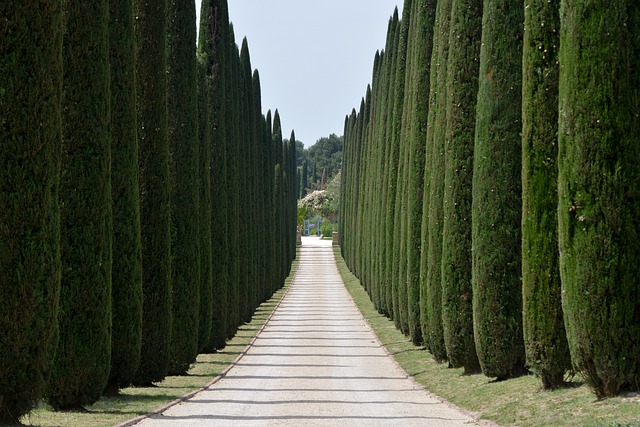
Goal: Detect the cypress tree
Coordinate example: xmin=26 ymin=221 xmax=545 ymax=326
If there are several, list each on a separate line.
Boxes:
xmin=253 ymin=77 xmax=269 ymax=302
xmin=239 ymin=39 xmax=256 ymax=322
xmin=107 ymin=0 xmax=144 ymax=394
xmin=196 ymin=9 xmax=212 ymax=352
xmin=238 ymin=37 xmax=258 ymax=322
xmin=264 ymin=111 xmax=277 ymax=295
xmin=363 ymin=86 xmax=377 ymax=295
xmin=46 ymin=0 xmax=112 ymax=408
xmin=405 ymin=0 xmax=436 ymax=346
xmin=558 ymin=0 xmax=640 ymax=398
xmin=287 ymin=131 xmax=298 ymax=263
xmin=521 ymin=0 xmax=570 ymax=389
xmin=273 ymin=111 xmax=286 ymax=284
xmin=356 ymin=100 xmax=364 ymax=279
xmin=422 ymin=0 xmax=453 ymax=361
xmin=133 ymin=0 xmax=172 ymax=385
xmin=226 ymin=33 xmax=242 ymax=338
xmin=367 ymin=53 xmax=385 ymax=312
xmin=471 ymin=0 xmax=525 ymax=380
xmin=167 ymin=0 xmax=200 ymax=375
xmin=440 ymin=0 xmax=482 ymax=374
xmin=342 ymin=110 xmax=358 ymax=270
xmin=202 ymin=0 xmax=230 ymax=352
xmin=376 ymin=17 xmax=398 ymax=317
xmin=358 ymin=86 xmax=372 ymax=292
xmin=390 ymin=4 xmax=411 ymax=333
xmin=0 ymin=2 xmax=62 ymax=421
xmin=383 ymin=11 xmax=401 ymax=316
xmin=394 ymin=0 xmax=413 ymax=335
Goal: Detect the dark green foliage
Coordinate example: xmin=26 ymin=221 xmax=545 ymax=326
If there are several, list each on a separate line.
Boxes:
xmin=107 ymin=0 xmax=143 ymax=393
xmin=305 ymin=134 xmax=343 ymax=189
xmin=440 ymin=0 xmax=482 ymax=374
xmin=167 ymin=0 xmax=200 ymax=375
xmin=0 ymin=1 xmax=62 ymax=421
xmin=239 ymin=39 xmax=256 ymax=323
xmin=225 ymin=33 xmax=242 ymax=339
xmin=557 ymin=0 xmax=640 ymax=398
xmin=253 ymin=74 xmax=270 ymax=303
xmin=471 ymin=0 xmax=525 ymax=380
xmin=264 ymin=111 xmax=277 ymax=296
xmin=133 ymin=0 xmax=172 ymax=385
xmin=390 ymin=2 xmax=411 ymax=334
xmin=301 ymin=160 xmax=308 ymax=198
xmin=373 ymin=18 xmax=397 ymax=317
xmin=422 ymin=0 xmax=452 ymax=361
xmin=196 ymin=50 xmax=213 ymax=352
xmin=367 ymin=53 xmax=386 ymax=313
xmin=382 ymin=11 xmax=401 ymax=318
xmin=272 ymin=111 xmax=286 ymax=286
xmin=405 ymin=0 xmax=436 ymax=347
xmin=522 ymin=0 xmax=570 ymax=389
xmin=47 ymin=0 xmax=112 ymax=408
xmin=287 ymin=131 xmax=298 ymax=263
xmin=200 ymin=0 xmax=230 ymax=352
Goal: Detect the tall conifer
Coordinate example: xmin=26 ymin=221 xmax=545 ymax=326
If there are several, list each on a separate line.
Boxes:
xmin=440 ymin=0 xmax=482 ymax=374
xmin=390 ymin=5 xmax=411 ymax=332
xmin=558 ymin=0 xmax=640 ymax=398
xmin=0 ymin=2 xmax=62 ymax=421
xmin=382 ymin=11 xmax=401 ymax=316
xmin=107 ymin=0 xmax=144 ymax=393
xmin=225 ymin=33 xmax=242 ymax=338
xmin=422 ymin=0 xmax=453 ymax=361
xmin=239 ymin=39 xmax=256 ymax=322
xmin=167 ymin=0 xmax=200 ymax=375
xmin=47 ymin=0 xmax=113 ymax=408
xmin=133 ymin=0 xmax=173 ymax=385
xmin=521 ymin=0 xmax=569 ymax=389
xmin=404 ymin=0 xmax=436 ymax=346
xmin=196 ymin=2 xmax=212 ymax=352
xmin=471 ymin=0 xmax=525 ymax=380
xmin=202 ymin=0 xmax=231 ymax=351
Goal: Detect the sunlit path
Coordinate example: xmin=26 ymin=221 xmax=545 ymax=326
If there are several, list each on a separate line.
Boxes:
xmin=134 ymin=236 xmax=478 ymax=426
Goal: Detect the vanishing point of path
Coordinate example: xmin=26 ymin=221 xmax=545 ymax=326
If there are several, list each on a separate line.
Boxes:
xmin=134 ymin=237 xmax=479 ymax=427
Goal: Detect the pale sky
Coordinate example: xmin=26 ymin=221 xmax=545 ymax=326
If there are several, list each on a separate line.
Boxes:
xmin=195 ymin=0 xmax=404 ymax=147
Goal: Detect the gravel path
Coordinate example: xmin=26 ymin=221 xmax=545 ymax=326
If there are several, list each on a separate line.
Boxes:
xmin=134 ymin=237 xmax=479 ymax=426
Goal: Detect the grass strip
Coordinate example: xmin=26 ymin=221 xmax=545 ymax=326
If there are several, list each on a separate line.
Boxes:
xmin=333 ymin=247 xmax=640 ymax=427
xmin=20 ymin=258 xmax=298 ymax=427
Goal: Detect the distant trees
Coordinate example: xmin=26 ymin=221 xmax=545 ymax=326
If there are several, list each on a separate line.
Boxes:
xmin=340 ymin=0 xmax=639 ymax=397
xmin=298 ymin=134 xmax=343 ymax=196
xmin=1 ymin=0 xmax=297 ymax=421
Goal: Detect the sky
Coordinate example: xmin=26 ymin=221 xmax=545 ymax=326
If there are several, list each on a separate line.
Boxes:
xmin=195 ymin=0 xmax=404 ymax=147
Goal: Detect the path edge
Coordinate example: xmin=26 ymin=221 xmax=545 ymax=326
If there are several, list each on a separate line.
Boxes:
xmin=331 ymin=246 xmax=501 ymax=427
xmin=115 ymin=257 xmax=300 ymax=427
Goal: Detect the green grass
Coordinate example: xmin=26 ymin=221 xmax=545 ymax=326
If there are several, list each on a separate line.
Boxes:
xmin=17 ymin=258 xmax=298 ymax=427
xmin=333 ymin=247 xmax=640 ymax=427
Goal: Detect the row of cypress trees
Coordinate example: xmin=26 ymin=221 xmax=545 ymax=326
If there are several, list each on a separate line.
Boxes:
xmin=340 ymin=0 xmax=639 ymax=398
xmin=0 ymin=0 xmax=297 ymax=422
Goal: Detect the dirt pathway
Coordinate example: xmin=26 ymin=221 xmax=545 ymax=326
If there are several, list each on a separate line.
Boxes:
xmin=134 ymin=237 xmax=478 ymax=426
